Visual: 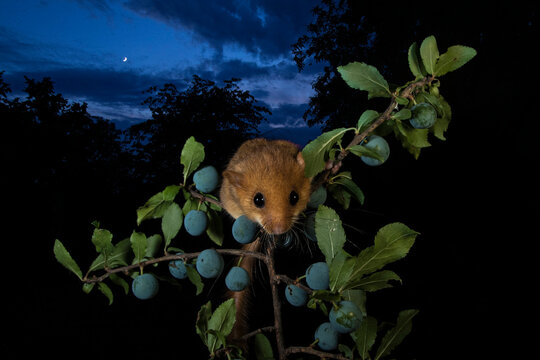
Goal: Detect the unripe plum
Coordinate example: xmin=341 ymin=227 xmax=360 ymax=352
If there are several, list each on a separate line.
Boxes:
xmin=193 ymin=166 xmax=219 ymax=193
xmin=132 ymin=273 xmax=159 ymax=300
xmin=306 ymin=262 xmax=329 ymax=290
xmin=225 ymin=266 xmax=250 ymax=291
xmin=314 ymin=322 xmax=338 ymax=351
xmin=285 ymin=284 xmax=308 ymax=307
xmin=196 ymin=249 xmax=224 ymax=279
xmin=410 ymin=102 xmax=437 ymax=129
xmin=329 ymin=300 xmax=363 ymax=333
xmin=307 ymin=186 xmax=327 ymax=209
xmin=184 ymin=210 xmax=208 ymax=236
xmin=232 ymin=215 xmax=257 ymax=244
xmin=361 ymin=135 xmax=390 ymax=166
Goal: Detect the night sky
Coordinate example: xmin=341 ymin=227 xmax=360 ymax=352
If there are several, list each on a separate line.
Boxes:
xmin=2 ymin=1 xmax=537 ymax=359
xmin=1 ymin=0 xmax=320 ymax=134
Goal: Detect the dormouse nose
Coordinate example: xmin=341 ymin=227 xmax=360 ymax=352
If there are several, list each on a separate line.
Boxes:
xmin=265 ymin=219 xmax=290 ymax=235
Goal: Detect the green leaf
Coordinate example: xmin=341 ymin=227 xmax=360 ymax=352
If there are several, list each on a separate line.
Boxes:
xmin=206 ymin=208 xmax=224 ymax=246
xmin=196 ymin=301 xmax=212 ymax=346
xmin=434 ymin=45 xmax=477 ymax=76
xmin=395 ymin=96 xmax=409 ymax=106
xmin=337 ymin=62 xmax=391 ymax=99
xmin=254 ymin=333 xmax=274 ymax=360
xmin=375 ymin=309 xmax=419 ymax=360
xmin=130 ymin=231 xmax=147 ymax=265
xmin=302 ymin=128 xmax=352 ymax=178
xmin=82 ymin=282 xmax=95 ymax=294
xmin=186 ymin=265 xmax=204 ymax=295
xmin=356 ymin=109 xmax=379 ymax=132
xmin=53 ymin=239 xmax=82 ymax=280
xmin=348 ymin=145 xmax=385 ymax=162
xmin=145 ymin=234 xmax=163 ymax=258
xmin=338 ymin=344 xmax=353 ymax=359
xmin=352 ymin=316 xmax=378 ymax=360
xmin=97 ymin=282 xmax=114 ymax=305
xmin=331 ymin=172 xmax=365 ymax=206
xmin=109 ymin=273 xmax=129 ymax=295
xmin=136 ymin=185 xmax=180 ymax=225
xmin=392 ymin=108 xmax=412 ymax=121
xmin=349 ymin=223 xmax=418 ymax=280
xmin=161 ymin=202 xmax=183 ymax=248
xmin=181 ymin=136 xmax=205 ymax=184
xmin=420 ymin=35 xmax=439 ymax=75
xmin=408 ymin=42 xmax=427 ymax=78
xmin=207 ymin=298 xmax=236 ymax=353
xmin=328 ymin=250 xmax=354 ymax=292
xmin=327 ymin=182 xmax=352 ymax=210
xmin=91 ymin=228 xmax=113 ymax=254
xmin=89 ymin=238 xmax=131 ymax=272
xmin=432 ymin=96 xmax=452 ymax=140
xmin=394 ymin=120 xmax=431 ymax=159
xmin=315 ymin=206 xmax=347 ymax=264
xmin=349 ymin=270 xmax=402 ymax=292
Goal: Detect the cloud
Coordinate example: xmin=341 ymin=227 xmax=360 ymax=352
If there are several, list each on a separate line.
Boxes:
xmin=124 ymin=0 xmax=317 ymax=58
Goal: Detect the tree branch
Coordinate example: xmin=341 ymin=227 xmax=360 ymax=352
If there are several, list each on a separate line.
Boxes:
xmin=82 ymin=248 xmax=267 ymax=283
xmin=187 ymin=184 xmax=223 ymax=208
xmin=285 ymin=346 xmax=350 ymax=360
xmin=313 ymin=75 xmax=434 ymax=188
xmin=266 ymin=244 xmax=287 ymax=360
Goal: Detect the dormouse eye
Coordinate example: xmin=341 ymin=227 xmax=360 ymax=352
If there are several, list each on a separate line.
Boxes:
xmin=253 ymin=192 xmax=265 ymax=208
xmin=289 ymin=191 xmax=299 ymax=206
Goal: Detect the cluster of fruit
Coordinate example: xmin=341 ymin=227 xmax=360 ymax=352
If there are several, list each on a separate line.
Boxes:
xmin=183 ymin=165 xmax=219 ymax=236
xmin=132 ymin=188 xmax=260 ymax=300
xmin=284 ymin=262 xmax=363 ymax=350
xmin=359 ymin=101 xmax=437 ymax=167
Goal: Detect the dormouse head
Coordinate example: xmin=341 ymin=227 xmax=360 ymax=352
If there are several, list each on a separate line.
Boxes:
xmin=222 ymin=139 xmax=312 ymax=235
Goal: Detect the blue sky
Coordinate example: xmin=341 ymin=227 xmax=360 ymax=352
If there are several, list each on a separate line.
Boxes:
xmin=0 ymin=0 xmax=322 ymax=133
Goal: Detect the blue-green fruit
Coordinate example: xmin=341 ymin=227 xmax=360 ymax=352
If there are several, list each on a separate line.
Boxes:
xmin=410 ymin=102 xmax=437 ymax=129
xmin=304 ymin=213 xmax=317 ymax=242
xmin=169 ymin=259 xmax=188 ymax=279
xmin=184 ymin=210 xmax=208 ymax=236
xmin=307 ymin=186 xmax=327 ymax=209
xmin=314 ymin=322 xmax=338 ymax=351
xmin=196 ymin=249 xmax=224 ymax=278
xmin=132 ymin=273 xmax=159 ymax=300
xmin=329 ymin=300 xmax=363 ymax=333
xmin=225 ymin=266 xmax=250 ymax=291
xmin=193 ymin=166 xmax=219 ymax=193
xmin=232 ymin=215 xmax=257 ymax=244
xmin=361 ymin=135 xmax=390 ymax=166
xmin=285 ymin=284 xmax=308 ymax=307
xmin=306 ymin=262 xmax=329 ymax=290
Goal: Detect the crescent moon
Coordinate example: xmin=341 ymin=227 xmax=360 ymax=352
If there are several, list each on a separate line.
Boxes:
xmin=122 ymin=57 xmax=128 ymax=62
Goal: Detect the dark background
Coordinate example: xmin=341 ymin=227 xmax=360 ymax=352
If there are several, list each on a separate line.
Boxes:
xmin=3 ymin=1 xmax=536 ymax=359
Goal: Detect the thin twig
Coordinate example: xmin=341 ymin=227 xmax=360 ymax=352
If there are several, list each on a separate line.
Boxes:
xmin=82 ymin=249 xmax=267 ymax=283
xmin=240 ymin=326 xmax=275 ymax=341
xmin=187 ymin=184 xmax=223 ymax=208
xmin=285 ymin=346 xmax=350 ymax=360
xmin=313 ymin=75 xmax=433 ymax=189
xmin=266 ymin=244 xmax=287 ymax=360
xmin=274 ymin=274 xmax=313 ymax=294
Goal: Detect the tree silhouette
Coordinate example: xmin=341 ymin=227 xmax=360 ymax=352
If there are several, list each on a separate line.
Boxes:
xmin=292 ymin=0 xmax=536 ymax=132
xmin=126 ymin=75 xmax=271 ymax=186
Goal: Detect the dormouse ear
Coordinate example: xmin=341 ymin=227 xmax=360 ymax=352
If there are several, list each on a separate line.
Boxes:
xmin=223 ymin=170 xmax=245 ymax=187
xmin=296 ymin=151 xmax=305 ymax=168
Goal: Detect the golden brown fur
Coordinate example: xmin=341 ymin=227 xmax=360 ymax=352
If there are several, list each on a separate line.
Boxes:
xmin=220 ymin=138 xmax=312 ymax=345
